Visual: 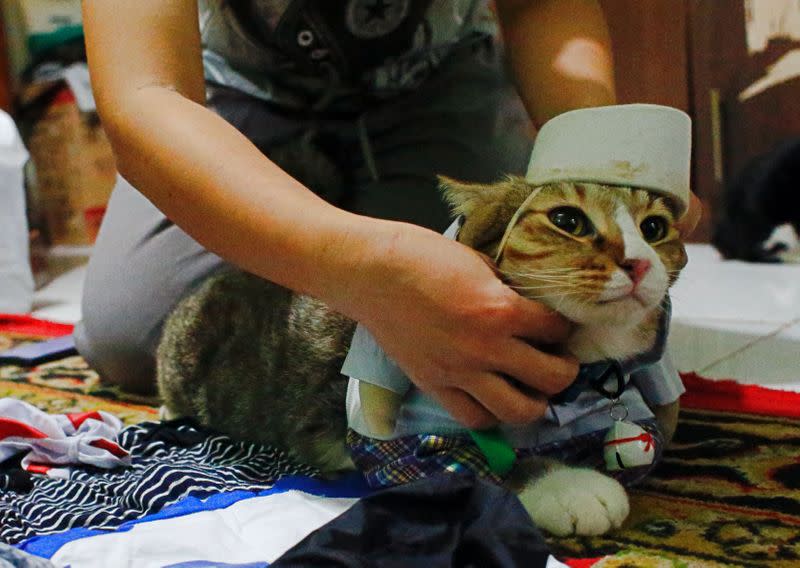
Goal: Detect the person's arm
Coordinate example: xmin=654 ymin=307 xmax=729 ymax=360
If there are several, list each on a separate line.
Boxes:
xmin=83 ymin=0 xmax=368 ymax=297
xmin=495 ymin=0 xmax=616 ymax=126
xmin=83 ymin=0 xmax=578 ymax=428
xmin=495 ymin=0 xmax=701 ymax=235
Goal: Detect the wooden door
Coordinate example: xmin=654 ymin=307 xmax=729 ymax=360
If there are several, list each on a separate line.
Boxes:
xmin=601 ymin=0 xmax=690 ymax=112
xmin=689 ymin=0 xmax=800 ymax=241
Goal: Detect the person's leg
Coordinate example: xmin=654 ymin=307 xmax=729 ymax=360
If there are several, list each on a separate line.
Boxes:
xmin=344 ymin=40 xmax=534 ymax=232
xmin=74 ymin=175 xmax=222 ymax=393
xmin=74 ymin=88 xmax=309 ymax=393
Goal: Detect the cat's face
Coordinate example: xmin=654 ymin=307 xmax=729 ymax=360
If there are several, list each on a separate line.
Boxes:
xmin=498 ymin=182 xmax=686 ymax=326
xmin=443 ymin=177 xmax=687 ymax=328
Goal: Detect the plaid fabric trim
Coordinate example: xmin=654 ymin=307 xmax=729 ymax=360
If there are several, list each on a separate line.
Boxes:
xmin=346 ymin=431 xmax=503 ymax=487
xmin=347 ymin=419 xmax=664 ymax=489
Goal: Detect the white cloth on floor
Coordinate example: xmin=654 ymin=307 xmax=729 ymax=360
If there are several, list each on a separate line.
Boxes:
xmin=0 ymin=398 xmax=130 ymax=478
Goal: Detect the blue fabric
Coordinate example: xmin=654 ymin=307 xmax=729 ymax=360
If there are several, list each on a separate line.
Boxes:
xmin=19 ymin=474 xmax=370 ymax=559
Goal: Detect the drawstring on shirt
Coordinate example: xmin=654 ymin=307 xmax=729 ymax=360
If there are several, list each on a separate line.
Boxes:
xmin=357 ymin=112 xmax=380 ymax=182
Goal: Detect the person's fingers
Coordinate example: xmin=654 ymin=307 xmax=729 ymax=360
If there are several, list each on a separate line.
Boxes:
xmin=466 ymin=373 xmax=549 ymax=424
xmin=507 ymin=295 xmax=573 ymax=344
xmin=492 ymin=339 xmax=579 ymax=396
xmin=431 ymin=387 xmax=498 ymax=430
xmin=676 ymin=191 xmax=702 ymax=237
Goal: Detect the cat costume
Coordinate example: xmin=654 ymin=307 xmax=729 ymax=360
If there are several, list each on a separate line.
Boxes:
xmin=344 ymin=104 xmax=691 ymax=489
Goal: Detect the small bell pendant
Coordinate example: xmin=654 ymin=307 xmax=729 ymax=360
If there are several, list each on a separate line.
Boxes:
xmin=603 ymin=403 xmax=656 ymax=471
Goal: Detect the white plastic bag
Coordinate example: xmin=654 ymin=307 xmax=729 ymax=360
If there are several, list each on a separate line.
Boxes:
xmin=0 ymin=110 xmax=34 ymax=313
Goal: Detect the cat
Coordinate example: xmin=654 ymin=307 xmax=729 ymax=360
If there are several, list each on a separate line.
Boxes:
xmin=712 ymin=137 xmax=800 ymax=262
xmin=157 ymin=176 xmax=687 ymax=536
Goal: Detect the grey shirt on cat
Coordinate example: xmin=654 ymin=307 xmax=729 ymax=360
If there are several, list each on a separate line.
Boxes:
xmin=343 ymin=219 xmax=686 ymax=446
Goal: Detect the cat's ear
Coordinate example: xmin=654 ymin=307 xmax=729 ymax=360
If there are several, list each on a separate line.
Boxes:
xmin=438 ymin=176 xmax=509 ymax=217
xmin=438 ymin=175 xmax=533 ymax=255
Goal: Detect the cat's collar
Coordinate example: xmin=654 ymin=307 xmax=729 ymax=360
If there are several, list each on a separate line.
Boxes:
xmin=552 ymin=295 xmax=672 ymax=405
xmin=551 ymin=360 xmax=625 ymax=405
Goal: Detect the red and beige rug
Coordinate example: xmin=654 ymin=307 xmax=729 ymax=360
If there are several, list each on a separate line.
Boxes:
xmin=1 ymin=316 xmax=799 ymax=567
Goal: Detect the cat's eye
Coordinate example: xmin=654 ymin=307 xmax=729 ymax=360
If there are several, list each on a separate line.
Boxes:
xmin=640 ymin=216 xmax=669 ymax=242
xmin=548 ymin=207 xmax=593 ymax=237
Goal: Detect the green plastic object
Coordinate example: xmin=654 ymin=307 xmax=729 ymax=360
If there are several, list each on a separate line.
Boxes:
xmin=28 ymin=26 xmax=84 ymax=57
xmin=468 ymin=427 xmax=517 ymax=476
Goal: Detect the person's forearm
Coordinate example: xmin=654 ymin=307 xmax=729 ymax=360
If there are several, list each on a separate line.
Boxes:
xmin=101 ymin=86 xmax=391 ymax=309
xmin=496 ymin=0 xmax=616 ymax=126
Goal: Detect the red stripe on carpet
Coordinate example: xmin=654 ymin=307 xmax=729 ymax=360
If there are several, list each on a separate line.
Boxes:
xmin=0 ymin=315 xmax=74 ymax=337
xmin=637 ymin=488 xmax=800 ymax=526
xmin=680 ymin=372 xmax=800 ymax=419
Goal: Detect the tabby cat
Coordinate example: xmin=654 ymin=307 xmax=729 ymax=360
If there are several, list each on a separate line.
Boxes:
xmin=157 ymin=176 xmax=686 ymax=536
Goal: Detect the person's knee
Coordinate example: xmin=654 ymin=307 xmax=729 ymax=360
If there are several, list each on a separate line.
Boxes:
xmin=74 ymin=284 xmax=159 ymax=394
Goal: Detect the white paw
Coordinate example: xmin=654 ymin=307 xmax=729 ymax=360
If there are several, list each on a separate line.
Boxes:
xmin=518 ymin=468 xmax=630 ymax=536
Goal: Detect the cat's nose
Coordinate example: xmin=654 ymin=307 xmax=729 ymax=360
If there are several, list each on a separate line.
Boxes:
xmin=620 ymin=258 xmax=651 ymax=285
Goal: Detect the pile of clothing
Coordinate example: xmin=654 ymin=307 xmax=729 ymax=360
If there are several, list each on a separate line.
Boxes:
xmin=0 ymin=399 xmax=568 ymax=567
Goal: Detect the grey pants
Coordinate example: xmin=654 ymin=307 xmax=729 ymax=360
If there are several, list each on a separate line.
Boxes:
xmin=74 ymin=47 xmax=533 ymax=392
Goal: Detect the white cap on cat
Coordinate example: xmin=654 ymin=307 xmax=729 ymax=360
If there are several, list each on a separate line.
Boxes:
xmin=526 ymin=104 xmax=692 ymax=214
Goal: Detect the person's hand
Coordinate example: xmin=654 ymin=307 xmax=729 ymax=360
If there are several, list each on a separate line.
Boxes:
xmin=676 ymin=191 xmax=702 ymax=238
xmin=338 ymin=221 xmax=579 ymax=430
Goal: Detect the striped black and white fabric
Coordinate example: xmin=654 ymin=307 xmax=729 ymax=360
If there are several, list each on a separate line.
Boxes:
xmin=0 ymin=419 xmax=316 ymax=545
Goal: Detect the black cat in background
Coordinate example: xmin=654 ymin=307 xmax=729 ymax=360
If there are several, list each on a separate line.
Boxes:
xmin=713 ymin=137 xmax=800 ymax=262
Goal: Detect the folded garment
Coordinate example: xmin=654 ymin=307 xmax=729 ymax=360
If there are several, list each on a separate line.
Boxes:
xmin=1 ymin=419 xmax=316 ymax=545
xmin=0 ymin=398 xmax=130 ymax=479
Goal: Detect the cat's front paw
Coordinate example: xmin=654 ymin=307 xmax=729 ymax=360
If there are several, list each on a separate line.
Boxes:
xmin=518 ymin=468 xmax=629 ymax=536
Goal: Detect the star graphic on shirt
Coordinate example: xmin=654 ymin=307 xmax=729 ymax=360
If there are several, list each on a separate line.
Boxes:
xmin=364 ymin=0 xmax=391 ymax=23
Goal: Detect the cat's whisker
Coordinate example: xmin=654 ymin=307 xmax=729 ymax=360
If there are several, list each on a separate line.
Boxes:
xmin=519 ymin=279 xmax=578 ymax=286
xmin=515 ymin=288 xmax=584 ymax=298
xmin=508 ymin=279 xmax=578 ymax=287
xmin=504 ymin=273 xmax=576 ymax=281
xmin=510 ymin=270 xmax=577 ymax=276
xmin=511 ymin=282 xmax=582 ymax=290
xmin=500 ymin=268 xmax=576 ymax=278
xmin=515 ymin=290 xmax=585 ymax=300
xmin=513 ymin=287 xmax=578 ymax=293
xmin=502 ymin=266 xmax=576 ymax=272
xmin=513 ymin=291 xmax=570 ymax=298
xmin=515 ymin=273 xmax=576 ymax=279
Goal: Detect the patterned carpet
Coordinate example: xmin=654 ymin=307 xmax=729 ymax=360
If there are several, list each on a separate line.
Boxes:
xmin=553 ymin=409 xmax=800 ymax=567
xmin=2 ymin=326 xmax=799 ymax=567
xmin=0 ymin=328 xmax=158 ymax=424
